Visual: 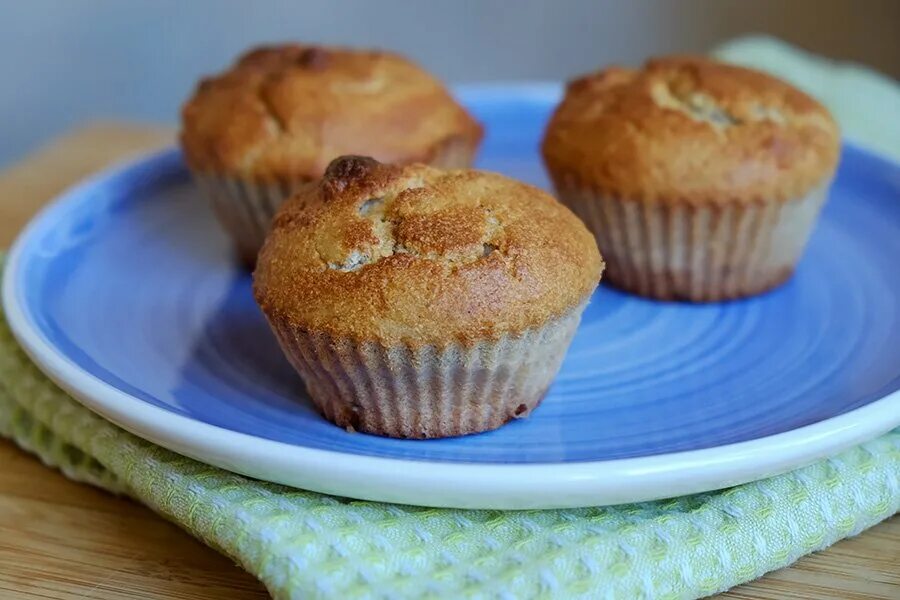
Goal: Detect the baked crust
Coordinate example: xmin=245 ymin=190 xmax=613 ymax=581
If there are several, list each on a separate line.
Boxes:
xmin=253 ymin=156 xmax=603 ymax=345
xmin=181 ymin=44 xmax=483 ymax=180
xmin=542 ymin=56 xmax=840 ymax=203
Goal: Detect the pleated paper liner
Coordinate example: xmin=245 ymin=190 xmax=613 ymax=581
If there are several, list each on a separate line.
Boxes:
xmin=554 ymin=183 xmax=829 ymax=301
xmin=267 ymin=301 xmax=587 ymax=439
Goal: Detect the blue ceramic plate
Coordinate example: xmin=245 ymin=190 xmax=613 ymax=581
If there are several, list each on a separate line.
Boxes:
xmin=4 ymin=85 xmax=900 ymax=509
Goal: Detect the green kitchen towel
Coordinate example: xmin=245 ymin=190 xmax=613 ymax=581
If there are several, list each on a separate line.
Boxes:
xmin=1 ymin=37 xmax=899 ymax=600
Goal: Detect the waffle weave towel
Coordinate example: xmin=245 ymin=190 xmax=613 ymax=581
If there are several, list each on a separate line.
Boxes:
xmin=1 ymin=36 xmax=898 ymax=599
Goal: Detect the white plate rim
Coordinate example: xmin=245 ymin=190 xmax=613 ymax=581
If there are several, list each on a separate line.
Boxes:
xmin=3 ymin=85 xmax=900 ymax=509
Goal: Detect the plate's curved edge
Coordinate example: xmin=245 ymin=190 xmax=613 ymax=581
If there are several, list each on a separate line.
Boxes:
xmin=4 ymin=86 xmax=900 ymax=509
xmin=5 ymin=287 xmax=900 ymax=509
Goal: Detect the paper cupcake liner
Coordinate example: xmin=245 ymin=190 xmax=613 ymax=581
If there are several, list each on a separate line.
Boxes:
xmin=553 ymin=184 xmax=830 ymax=301
xmin=267 ymin=301 xmax=587 ymax=439
xmin=193 ymin=173 xmax=304 ymax=266
xmin=191 ymin=136 xmax=480 ymax=267
xmin=422 ymin=134 xmax=481 ymax=169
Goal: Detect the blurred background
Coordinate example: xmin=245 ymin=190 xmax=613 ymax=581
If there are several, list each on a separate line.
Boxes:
xmin=2 ymin=0 xmax=898 ymax=168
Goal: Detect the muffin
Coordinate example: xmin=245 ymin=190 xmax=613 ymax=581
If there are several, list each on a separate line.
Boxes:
xmin=542 ymin=56 xmax=840 ymax=301
xmin=254 ymin=156 xmax=603 ymax=439
xmin=181 ymin=44 xmax=483 ymax=265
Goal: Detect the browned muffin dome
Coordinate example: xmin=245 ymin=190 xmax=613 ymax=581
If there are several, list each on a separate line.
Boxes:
xmin=254 ymin=156 xmax=603 ymax=346
xmin=542 ymin=56 xmax=840 ymax=203
xmin=181 ymin=44 xmax=483 ymax=181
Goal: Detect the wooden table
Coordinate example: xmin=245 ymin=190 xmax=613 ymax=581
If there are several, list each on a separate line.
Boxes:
xmin=0 ymin=125 xmax=897 ymax=599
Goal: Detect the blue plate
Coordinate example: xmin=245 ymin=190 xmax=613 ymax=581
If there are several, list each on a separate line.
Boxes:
xmin=4 ymin=85 xmax=900 ymax=508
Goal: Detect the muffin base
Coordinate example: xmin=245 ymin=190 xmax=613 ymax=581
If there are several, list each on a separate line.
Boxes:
xmin=422 ymin=134 xmax=481 ymax=170
xmin=267 ymin=301 xmax=587 ymax=439
xmin=195 ymin=174 xmax=304 ymax=267
xmin=553 ymin=183 xmax=830 ymax=301
xmin=191 ymin=135 xmax=480 ymax=268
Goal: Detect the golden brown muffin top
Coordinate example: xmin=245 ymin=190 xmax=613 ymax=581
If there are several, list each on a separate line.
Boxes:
xmin=180 ymin=44 xmax=482 ymax=180
xmin=254 ymin=156 xmax=603 ymax=345
xmin=542 ymin=56 xmax=840 ymax=203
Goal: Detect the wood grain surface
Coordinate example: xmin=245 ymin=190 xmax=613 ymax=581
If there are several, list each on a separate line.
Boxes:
xmin=0 ymin=125 xmax=896 ymax=599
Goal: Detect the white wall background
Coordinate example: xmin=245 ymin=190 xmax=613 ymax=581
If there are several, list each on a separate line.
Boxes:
xmin=1 ymin=0 xmax=898 ymax=167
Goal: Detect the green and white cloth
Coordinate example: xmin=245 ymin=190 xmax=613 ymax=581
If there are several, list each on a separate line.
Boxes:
xmin=1 ymin=37 xmax=898 ymax=599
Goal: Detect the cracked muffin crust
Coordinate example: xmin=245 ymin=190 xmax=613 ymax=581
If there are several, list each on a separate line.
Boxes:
xmin=254 ymin=156 xmax=603 ymax=438
xmin=255 ymin=156 xmax=602 ymax=345
xmin=542 ymin=56 xmax=839 ymax=202
xmin=541 ymin=56 xmax=840 ymax=302
xmin=180 ymin=44 xmax=482 ymax=266
xmin=181 ymin=44 xmax=482 ymax=180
